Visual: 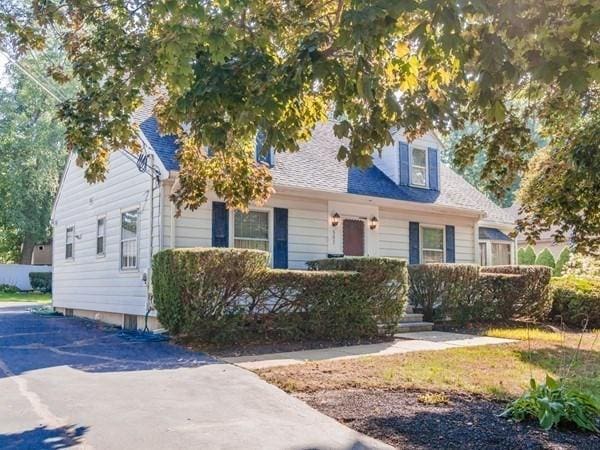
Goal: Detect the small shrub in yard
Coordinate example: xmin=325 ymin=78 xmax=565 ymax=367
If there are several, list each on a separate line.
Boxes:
xmin=407 ymin=264 xmax=479 ymax=322
xmin=551 ymin=276 xmax=600 ymax=329
xmin=501 ymin=375 xmax=600 ymax=432
xmin=0 ymin=284 xmax=19 ymax=293
xmin=564 ymin=253 xmax=600 ymax=278
xmin=29 ymin=272 xmax=52 ymax=293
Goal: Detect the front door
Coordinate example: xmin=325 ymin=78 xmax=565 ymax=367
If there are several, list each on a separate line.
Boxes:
xmin=343 ymin=219 xmax=365 ymax=256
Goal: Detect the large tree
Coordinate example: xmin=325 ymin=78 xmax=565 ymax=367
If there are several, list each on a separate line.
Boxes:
xmin=1 ymin=1 xmax=598 ymax=247
xmin=0 ymin=46 xmax=74 ymax=263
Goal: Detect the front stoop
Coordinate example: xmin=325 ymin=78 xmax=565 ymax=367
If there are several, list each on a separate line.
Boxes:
xmin=394 ymin=304 xmax=433 ymax=333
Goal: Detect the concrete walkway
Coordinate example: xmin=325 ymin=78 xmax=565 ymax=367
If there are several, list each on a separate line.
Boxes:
xmin=0 ymin=307 xmax=391 ymax=449
xmin=224 ymin=331 xmax=516 ymax=370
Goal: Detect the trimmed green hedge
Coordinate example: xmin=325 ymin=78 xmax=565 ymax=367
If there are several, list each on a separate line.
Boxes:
xmin=480 ymin=265 xmax=553 ymax=320
xmin=152 ymin=250 xmax=408 ymax=343
xmin=408 ymin=264 xmax=480 ymax=323
xmin=29 ymin=272 xmax=52 ymax=293
xmin=550 ymin=276 xmax=600 ymax=329
xmin=408 ymin=264 xmax=552 ymax=323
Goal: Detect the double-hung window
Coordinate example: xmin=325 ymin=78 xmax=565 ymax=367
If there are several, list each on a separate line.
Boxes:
xmin=65 ymin=226 xmax=74 ymax=259
xmin=421 ymin=226 xmax=444 ymax=263
xmin=233 ymin=210 xmax=270 ymax=252
xmin=120 ymin=209 xmax=139 ymax=269
xmin=96 ymin=217 xmax=106 ymax=256
xmin=491 ymin=243 xmax=511 ymax=266
xmin=410 ymin=147 xmax=428 ymax=187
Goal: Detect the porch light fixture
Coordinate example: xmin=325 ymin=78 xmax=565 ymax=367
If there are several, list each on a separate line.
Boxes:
xmin=369 ymin=216 xmax=379 ymax=230
xmin=331 ymin=212 xmax=340 ymax=227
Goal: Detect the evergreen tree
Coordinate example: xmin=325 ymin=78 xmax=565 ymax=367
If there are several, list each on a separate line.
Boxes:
xmin=554 ymin=247 xmax=571 ymax=277
xmin=535 ymin=248 xmax=556 ymax=269
xmin=519 ymin=246 xmax=537 ymax=265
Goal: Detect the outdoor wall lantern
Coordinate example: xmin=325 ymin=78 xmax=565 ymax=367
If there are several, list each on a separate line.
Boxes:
xmin=331 ymin=212 xmax=340 ymax=227
xmin=369 ymin=216 xmax=379 ymax=230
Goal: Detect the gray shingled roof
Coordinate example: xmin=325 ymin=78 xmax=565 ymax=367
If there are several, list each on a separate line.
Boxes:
xmin=134 ymin=101 xmax=513 ymax=225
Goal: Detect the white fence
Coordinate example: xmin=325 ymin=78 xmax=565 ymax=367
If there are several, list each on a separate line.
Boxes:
xmin=0 ymin=264 xmax=52 ymax=291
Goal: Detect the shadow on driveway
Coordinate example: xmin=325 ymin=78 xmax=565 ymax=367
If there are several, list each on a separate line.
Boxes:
xmin=0 ymin=425 xmax=88 ymax=450
xmin=0 ymin=312 xmax=216 ymax=378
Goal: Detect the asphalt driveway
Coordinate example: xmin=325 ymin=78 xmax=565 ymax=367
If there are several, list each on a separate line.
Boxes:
xmin=0 ymin=306 xmax=389 ymax=450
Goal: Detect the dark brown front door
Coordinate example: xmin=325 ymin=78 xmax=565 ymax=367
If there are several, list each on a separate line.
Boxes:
xmin=343 ymin=219 xmax=365 ymax=256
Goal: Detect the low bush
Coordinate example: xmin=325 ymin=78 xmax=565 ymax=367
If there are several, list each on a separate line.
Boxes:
xmin=29 ymin=272 xmax=52 ymax=293
xmin=408 ymin=264 xmax=552 ymax=323
xmin=407 ymin=264 xmax=479 ymax=322
xmin=564 ymin=253 xmax=600 ymax=278
xmin=0 ymin=284 xmax=19 ymax=293
xmin=152 ymin=248 xmax=268 ymax=337
xmin=550 ymin=276 xmax=600 ymax=329
xmin=501 ymin=375 xmax=600 ymax=432
xmin=307 ymin=257 xmax=408 ymax=334
xmin=480 ymin=266 xmax=553 ymax=321
xmin=152 ymin=250 xmax=408 ymax=344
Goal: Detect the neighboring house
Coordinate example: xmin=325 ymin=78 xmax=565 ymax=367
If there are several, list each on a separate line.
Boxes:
xmin=51 ymin=101 xmax=516 ymax=329
xmin=505 ymin=203 xmax=569 ymax=258
xmin=31 ymin=242 xmax=52 ymax=265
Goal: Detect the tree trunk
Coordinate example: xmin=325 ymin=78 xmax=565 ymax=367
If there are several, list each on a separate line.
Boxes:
xmin=20 ymin=235 xmax=35 ymax=265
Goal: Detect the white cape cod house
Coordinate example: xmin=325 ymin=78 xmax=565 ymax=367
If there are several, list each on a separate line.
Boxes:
xmin=52 ymin=103 xmax=516 ymax=329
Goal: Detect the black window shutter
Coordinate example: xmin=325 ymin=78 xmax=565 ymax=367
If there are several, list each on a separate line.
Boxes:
xmin=445 ymin=225 xmax=455 ymax=263
xmin=409 ymin=221 xmax=420 ymax=264
xmin=273 ymin=208 xmax=288 ymax=268
xmin=399 ymin=141 xmax=410 ymax=185
xmin=428 ymin=147 xmax=439 ymax=191
xmin=211 ymin=202 xmax=229 ymax=247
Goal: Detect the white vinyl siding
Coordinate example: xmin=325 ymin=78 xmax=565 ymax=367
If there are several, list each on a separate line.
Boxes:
xmin=52 ymin=151 xmax=159 ymax=316
xmin=379 ymin=208 xmax=476 ymax=263
xmin=164 ymin=193 xmax=329 ymax=270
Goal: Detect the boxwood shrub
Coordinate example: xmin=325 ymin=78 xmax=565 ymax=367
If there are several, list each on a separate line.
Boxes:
xmin=29 ymin=272 xmax=52 ymax=293
xmin=408 ymin=264 xmax=552 ymax=323
xmin=152 ymin=250 xmax=408 ymax=343
xmin=550 ymin=276 xmax=600 ymax=329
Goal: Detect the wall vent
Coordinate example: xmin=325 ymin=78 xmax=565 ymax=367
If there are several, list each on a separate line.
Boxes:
xmin=64 ymin=308 xmax=74 ymax=317
xmin=123 ymin=314 xmax=138 ymax=330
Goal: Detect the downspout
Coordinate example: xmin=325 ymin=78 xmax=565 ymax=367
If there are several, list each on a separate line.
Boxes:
xmin=145 ymin=154 xmax=158 ymax=329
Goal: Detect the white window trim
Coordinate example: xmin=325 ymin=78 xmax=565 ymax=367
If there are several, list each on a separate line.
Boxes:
xmin=65 ymin=225 xmax=75 ymax=261
xmin=479 ymin=240 xmax=513 ymax=266
xmin=119 ymin=206 xmax=140 ymax=272
xmin=420 ymin=224 xmax=445 ymax=263
xmin=229 ymin=207 xmax=274 ymax=263
xmin=96 ymin=215 xmax=106 ymax=258
xmin=409 ymin=146 xmax=429 ymax=189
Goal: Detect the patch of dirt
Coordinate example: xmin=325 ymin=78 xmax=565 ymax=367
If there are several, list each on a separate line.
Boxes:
xmin=181 ymin=336 xmax=393 ymax=358
xmin=296 ymin=389 xmax=600 ymax=450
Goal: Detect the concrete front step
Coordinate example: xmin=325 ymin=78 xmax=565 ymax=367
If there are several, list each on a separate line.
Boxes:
xmin=399 ymin=313 xmax=424 ymax=323
xmin=394 ymin=322 xmax=434 ymax=333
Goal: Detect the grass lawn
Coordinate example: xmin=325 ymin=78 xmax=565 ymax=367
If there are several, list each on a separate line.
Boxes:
xmin=0 ymin=292 xmax=51 ymax=303
xmin=257 ymin=328 xmax=600 ymax=448
xmin=257 ymin=328 xmax=600 ymax=400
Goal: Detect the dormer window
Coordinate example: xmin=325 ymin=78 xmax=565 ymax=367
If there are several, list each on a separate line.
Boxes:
xmin=255 ymin=130 xmax=274 ymax=167
xmin=410 ymin=147 xmax=428 ymax=187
